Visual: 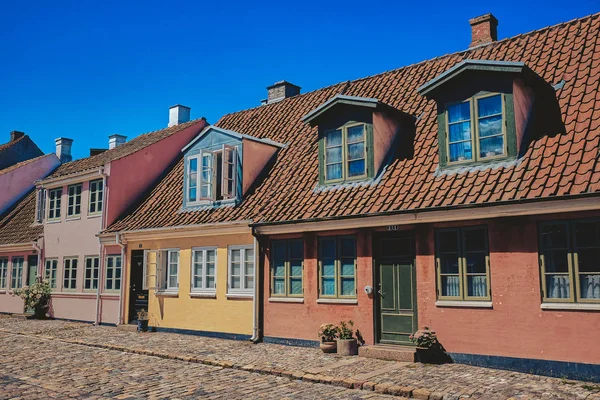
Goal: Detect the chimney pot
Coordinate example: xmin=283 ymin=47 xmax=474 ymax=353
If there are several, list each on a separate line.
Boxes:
xmin=168 ymin=105 xmax=191 ymax=127
xmin=266 ymin=81 xmax=301 ymax=104
xmin=55 ymin=137 xmax=73 ymax=163
xmin=10 ymin=131 xmax=24 ymax=142
xmin=108 ymin=134 xmax=127 ymax=149
xmin=469 ymin=13 xmax=498 ymax=48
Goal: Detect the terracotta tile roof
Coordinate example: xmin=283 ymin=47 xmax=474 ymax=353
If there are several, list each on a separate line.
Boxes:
xmin=43 ymin=119 xmax=206 ymax=180
xmin=105 ymin=12 xmax=600 ymax=233
xmin=0 ymin=190 xmax=42 ymax=246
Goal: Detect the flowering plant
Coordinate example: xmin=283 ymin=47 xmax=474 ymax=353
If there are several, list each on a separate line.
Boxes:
xmin=13 ymin=279 xmax=51 ymax=315
xmin=409 ymin=326 xmax=440 ymax=349
xmin=318 ymin=323 xmax=338 ymax=342
xmin=337 ymin=320 xmax=355 ymax=340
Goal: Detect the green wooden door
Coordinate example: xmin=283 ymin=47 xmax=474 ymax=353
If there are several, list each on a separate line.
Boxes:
xmin=27 ymin=256 xmax=38 ymax=286
xmin=378 ymin=260 xmax=416 ymax=344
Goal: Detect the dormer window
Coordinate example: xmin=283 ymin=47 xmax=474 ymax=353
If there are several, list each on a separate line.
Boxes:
xmin=187 ymin=145 xmax=237 ymax=203
xmin=324 ymin=123 xmax=367 ymax=182
xmin=447 ymin=93 xmax=506 ymax=164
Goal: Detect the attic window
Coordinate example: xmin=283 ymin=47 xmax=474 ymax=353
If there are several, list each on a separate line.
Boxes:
xmin=187 ymin=144 xmax=237 ymax=203
xmin=446 ymin=93 xmax=506 ymax=163
xmin=324 ymin=123 xmax=367 ymax=182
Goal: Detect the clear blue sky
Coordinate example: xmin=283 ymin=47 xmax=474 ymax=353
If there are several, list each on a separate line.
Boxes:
xmin=0 ymin=0 xmax=597 ymax=160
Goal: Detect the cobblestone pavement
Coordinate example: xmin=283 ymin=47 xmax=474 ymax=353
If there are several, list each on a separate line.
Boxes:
xmin=0 ymin=317 xmax=599 ymax=399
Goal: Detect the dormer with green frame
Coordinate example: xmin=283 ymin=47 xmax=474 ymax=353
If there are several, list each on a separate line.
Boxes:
xmin=302 ymin=95 xmax=415 ymax=186
xmin=418 ymin=60 xmax=551 ymax=169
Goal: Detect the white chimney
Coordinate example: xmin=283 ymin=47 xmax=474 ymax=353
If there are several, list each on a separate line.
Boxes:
xmin=55 ymin=137 xmax=73 ymax=163
xmin=168 ymin=105 xmax=191 ymax=127
xmin=108 ymin=134 xmax=127 ymax=149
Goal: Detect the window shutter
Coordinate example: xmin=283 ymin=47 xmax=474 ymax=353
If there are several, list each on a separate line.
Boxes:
xmin=36 ymin=190 xmax=43 ymax=222
xmin=222 ymin=144 xmax=237 ymax=199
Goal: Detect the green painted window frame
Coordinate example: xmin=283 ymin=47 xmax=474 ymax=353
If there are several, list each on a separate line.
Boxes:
xmin=83 ymin=256 xmax=99 ymax=291
xmin=10 ymin=257 xmax=25 ymax=289
xmin=317 ymin=236 xmax=357 ymax=299
xmin=435 ymin=226 xmax=491 ymax=301
xmin=63 ymin=257 xmax=78 ymax=291
xmin=0 ymin=257 xmax=7 ymax=289
xmin=105 ymin=255 xmax=122 ymax=292
xmin=47 ymin=188 xmax=62 ymax=221
xmin=88 ymin=179 xmax=103 ymax=215
xmin=439 ymin=92 xmax=517 ymax=168
xmin=44 ymin=259 xmax=58 ymax=289
xmin=319 ymin=122 xmax=374 ymax=185
xmin=270 ymin=239 xmax=304 ymax=298
xmin=539 ymin=220 xmax=600 ymax=304
xmin=67 ymin=183 xmax=82 ymax=217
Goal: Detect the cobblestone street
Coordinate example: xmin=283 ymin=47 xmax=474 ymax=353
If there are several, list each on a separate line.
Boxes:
xmin=0 ymin=318 xmax=599 ymax=399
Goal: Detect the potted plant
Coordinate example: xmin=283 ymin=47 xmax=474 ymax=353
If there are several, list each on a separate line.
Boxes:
xmin=336 ymin=320 xmax=359 ymax=356
xmin=318 ymin=323 xmax=338 ymax=353
xmin=137 ymin=309 xmax=150 ymax=332
xmin=13 ymin=279 xmax=51 ymax=319
xmin=410 ymin=326 xmax=447 ymax=364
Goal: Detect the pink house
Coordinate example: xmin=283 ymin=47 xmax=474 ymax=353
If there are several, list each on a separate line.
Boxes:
xmin=35 ymin=106 xmax=207 ymax=324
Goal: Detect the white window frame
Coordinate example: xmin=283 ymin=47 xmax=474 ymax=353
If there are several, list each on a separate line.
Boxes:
xmin=83 ymin=256 xmax=100 ymax=291
xmin=0 ymin=258 xmax=8 ymax=289
xmin=36 ymin=189 xmax=46 ymax=223
xmin=44 ymin=258 xmax=58 ymax=289
xmin=88 ymin=179 xmax=103 ymax=215
xmin=47 ymin=188 xmax=62 ymax=221
xmin=10 ymin=257 xmax=25 ymax=289
xmin=67 ymin=183 xmax=82 ymax=217
xmin=227 ymin=245 xmax=254 ymax=296
xmin=104 ymin=255 xmax=122 ymax=292
xmin=186 ymin=144 xmax=237 ymax=205
xmin=157 ymin=249 xmax=179 ymax=292
xmin=63 ymin=257 xmax=78 ymax=291
xmin=191 ymin=247 xmax=217 ymax=294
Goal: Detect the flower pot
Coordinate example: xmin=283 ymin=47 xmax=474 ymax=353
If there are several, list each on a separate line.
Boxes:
xmin=319 ymin=341 xmax=337 ymax=353
xmin=33 ymin=304 xmax=48 ymax=319
xmin=415 ymin=346 xmax=447 ymax=364
xmin=137 ymin=319 xmax=149 ymax=332
xmin=336 ymin=338 xmax=358 ymax=356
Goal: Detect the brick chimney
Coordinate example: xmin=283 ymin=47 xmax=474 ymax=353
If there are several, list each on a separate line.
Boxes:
xmin=264 ymin=81 xmax=301 ymax=104
xmin=108 ymin=134 xmax=127 ymax=149
xmin=55 ymin=137 xmax=73 ymax=163
xmin=168 ymin=105 xmax=191 ymax=127
xmin=469 ymin=13 xmax=498 ymax=48
xmin=10 ymin=131 xmax=24 ymax=142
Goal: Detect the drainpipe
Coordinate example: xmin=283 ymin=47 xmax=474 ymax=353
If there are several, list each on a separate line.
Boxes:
xmin=94 ymin=167 xmax=108 ymax=326
xmin=32 ymin=240 xmax=42 ymax=280
xmin=250 ymin=229 xmax=261 ymax=343
xmin=116 ymin=233 xmax=126 ymax=325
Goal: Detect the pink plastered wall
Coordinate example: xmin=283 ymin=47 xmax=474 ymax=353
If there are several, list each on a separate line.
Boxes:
xmin=0 ymin=250 xmax=37 ymax=314
xmin=242 ymin=139 xmax=278 ymax=195
xmin=372 ymin=111 xmax=401 ymax=174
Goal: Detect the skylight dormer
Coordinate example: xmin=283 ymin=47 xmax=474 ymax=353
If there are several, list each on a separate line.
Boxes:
xmin=181 ymin=126 xmax=284 ymax=208
xmin=303 ymin=95 xmax=415 ymax=186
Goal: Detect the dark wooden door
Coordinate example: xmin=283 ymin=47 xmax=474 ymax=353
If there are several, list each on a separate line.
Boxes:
xmin=128 ymin=250 xmax=148 ymax=322
xmin=375 ymin=234 xmax=417 ymax=345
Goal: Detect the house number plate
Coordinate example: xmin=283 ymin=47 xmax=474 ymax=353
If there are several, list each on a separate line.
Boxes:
xmin=387 ymin=225 xmax=400 ymax=231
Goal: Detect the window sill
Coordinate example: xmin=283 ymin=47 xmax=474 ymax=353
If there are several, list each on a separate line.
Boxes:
xmin=435 ymin=300 xmax=493 ymax=308
xmin=226 ymin=292 xmax=253 ymax=299
xmin=47 ymin=219 xmax=61 ymax=224
xmin=317 ymin=298 xmax=358 ymax=305
xmin=87 ymin=213 xmax=102 ymax=219
xmin=156 ymin=291 xmax=179 ymax=298
xmin=0 ymin=290 xmax=6 ymax=294
xmin=541 ymin=303 xmax=600 ymax=311
xmin=190 ymin=292 xmax=217 ymax=299
xmin=269 ymin=297 xmax=304 ymax=303
xmin=65 ymin=216 xmax=81 ymax=222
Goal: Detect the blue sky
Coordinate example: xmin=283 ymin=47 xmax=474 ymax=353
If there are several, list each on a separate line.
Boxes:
xmin=0 ymin=0 xmax=597 ymax=160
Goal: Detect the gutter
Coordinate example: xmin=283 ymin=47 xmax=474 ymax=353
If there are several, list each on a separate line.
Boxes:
xmin=94 ymin=167 xmax=108 ymax=326
xmin=98 ymin=220 xmax=254 ymax=240
xmin=116 ymin=233 xmax=126 ymax=325
xmin=250 ymin=227 xmax=262 ymax=343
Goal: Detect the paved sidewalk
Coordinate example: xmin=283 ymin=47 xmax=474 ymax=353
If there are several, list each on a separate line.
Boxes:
xmin=0 ymin=317 xmax=599 ymax=399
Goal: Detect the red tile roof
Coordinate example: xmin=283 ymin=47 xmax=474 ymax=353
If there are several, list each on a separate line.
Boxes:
xmin=43 ymin=119 xmax=206 ymax=181
xmin=105 ymin=13 xmax=600 ymax=233
xmin=0 ymin=190 xmax=42 ymax=246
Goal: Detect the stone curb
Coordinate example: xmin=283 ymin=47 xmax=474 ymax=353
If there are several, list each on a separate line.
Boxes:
xmin=0 ymin=328 xmax=446 ymax=399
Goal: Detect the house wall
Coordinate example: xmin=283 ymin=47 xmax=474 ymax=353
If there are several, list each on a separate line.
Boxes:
xmin=0 ymin=154 xmax=60 ymax=215
xmin=512 ymin=78 xmax=535 ymax=154
xmin=241 ymin=139 xmax=278 ymax=195
xmin=125 ymin=233 xmax=254 ymax=336
xmin=0 ymin=249 xmax=37 ymax=314
xmin=107 ymin=120 xmax=207 ymax=226
xmin=262 ymin=230 xmax=375 ymax=345
xmin=372 ymin=111 xmax=401 ymax=175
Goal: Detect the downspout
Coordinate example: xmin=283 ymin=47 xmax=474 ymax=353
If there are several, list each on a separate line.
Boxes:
xmin=94 ymin=168 xmax=108 ymax=326
xmin=32 ymin=240 xmax=42 ymax=280
xmin=250 ymin=228 xmax=261 ymax=343
xmin=116 ymin=233 xmax=126 ymax=326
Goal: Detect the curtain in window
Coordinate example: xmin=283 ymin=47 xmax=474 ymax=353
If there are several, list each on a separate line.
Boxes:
xmin=442 ymin=276 xmax=460 ymax=297
xmin=580 ymin=275 xmax=600 ymax=299
xmin=467 ymin=276 xmax=487 ymax=297
xmin=546 ymin=275 xmax=570 ymax=299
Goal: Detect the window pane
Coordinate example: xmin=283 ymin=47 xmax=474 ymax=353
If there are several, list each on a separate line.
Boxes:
xmin=289 ymin=278 xmax=302 ymax=295
xmin=340 ymin=238 xmax=355 ymax=257
xmin=290 ymin=261 xmax=302 ymax=277
xmin=326 ymin=163 xmax=342 ymax=181
xmin=440 ymin=255 xmax=459 ymax=274
xmin=273 ymin=278 xmax=285 ymax=294
xmin=289 ymin=241 xmax=303 ymax=259
xmin=341 ymin=260 xmax=354 ymax=276
xmin=449 ymin=141 xmax=473 ymax=162
xmin=575 ymin=222 xmax=600 ymax=247
xmin=321 ymin=261 xmax=335 ymax=277
xmin=189 ymin=188 xmax=197 ymax=201
xmin=325 ymin=130 xmax=342 ymax=146
xmin=326 ymin=147 xmax=342 ymax=163
xmin=545 ymin=249 xmax=569 ymax=273
xmin=467 ymin=275 xmax=487 ymax=297
xmin=449 ymin=121 xmax=472 ymax=142
xmin=206 ymin=250 xmax=216 ymax=263
xmin=245 ymin=249 xmax=254 ymax=262
xmin=322 ymin=277 xmax=335 ymax=295
xmin=320 ymin=239 xmax=336 ymax=258
xmin=194 ymin=276 xmax=202 ymax=288
xmin=479 ymin=135 xmax=504 ymax=158
xmin=273 ymin=263 xmax=285 ymax=277
xmin=438 ymin=230 xmax=459 ymax=253
xmin=464 ymin=229 xmax=486 ymax=252
xmin=340 ymin=277 xmax=355 ymax=296
xmin=546 ymin=274 xmax=570 ymax=299
xmin=194 ymin=251 xmax=203 ymax=265
xmin=577 ymin=248 xmax=600 ymax=273
xmin=441 ymin=275 xmax=460 ymax=297
xmin=169 ymin=276 xmax=177 ymax=288
xmin=448 ymin=102 xmax=471 ymax=123
xmin=580 ymin=275 xmax=600 ymax=299
xmin=245 ymin=276 xmax=254 ymax=289
xmin=466 ymin=253 xmax=486 ymax=274
xmin=232 ymin=263 xmax=241 ymax=276
xmin=206 ymin=263 xmax=215 ymax=277
xmin=169 ymin=252 xmax=178 ymax=263
xmin=206 ymin=276 xmax=215 ymax=289
xmin=347 ymin=143 xmax=364 ymax=160
xmin=347 ymin=125 xmax=364 ymax=143
xmin=477 ymin=95 xmax=502 ymax=118
xmin=478 ymin=114 xmax=503 ymax=138
xmin=347 ymin=160 xmax=365 ymax=177
xmin=541 ymin=224 xmax=569 ymax=249
xmin=231 ymin=250 xmax=241 ymax=263
xmin=189 ymin=158 xmax=198 ymax=173
xmin=231 ymin=276 xmax=241 ymax=289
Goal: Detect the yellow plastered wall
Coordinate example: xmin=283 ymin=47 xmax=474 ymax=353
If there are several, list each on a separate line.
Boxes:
xmin=125 ymin=233 xmax=254 ymax=335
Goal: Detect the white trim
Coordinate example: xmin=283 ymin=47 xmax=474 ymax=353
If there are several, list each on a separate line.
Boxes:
xmin=435 ymin=300 xmax=493 ymax=308
xmin=190 ymin=246 xmax=217 ymax=294
xmin=189 ymin=292 xmax=217 ymax=298
xmin=104 ymin=254 xmax=122 ymax=292
xmin=316 ymin=298 xmax=358 ymax=305
xmin=226 ymin=293 xmax=253 ymax=299
xmin=181 ymin=125 xmax=286 ymax=153
xmin=155 ymin=290 xmax=179 ymax=297
xmin=38 ymin=169 xmax=102 ymax=189
xmin=541 ymin=303 xmax=600 ymax=311
xmin=227 ymin=245 xmax=254 ymax=295
xmin=254 ymin=196 xmax=600 ymax=235
xmin=163 ymin=249 xmax=180 ymax=291
xmin=269 ymin=297 xmax=304 ymax=303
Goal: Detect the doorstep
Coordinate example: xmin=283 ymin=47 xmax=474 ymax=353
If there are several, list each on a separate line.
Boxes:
xmin=359 ymin=344 xmax=416 ymax=362
xmin=116 ymin=323 xmax=138 ymax=332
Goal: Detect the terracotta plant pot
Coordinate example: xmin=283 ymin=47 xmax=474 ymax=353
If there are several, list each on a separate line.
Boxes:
xmin=336 ymin=338 xmax=358 ymax=356
xmin=319 ymin=341 xmax=337 ymax=353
